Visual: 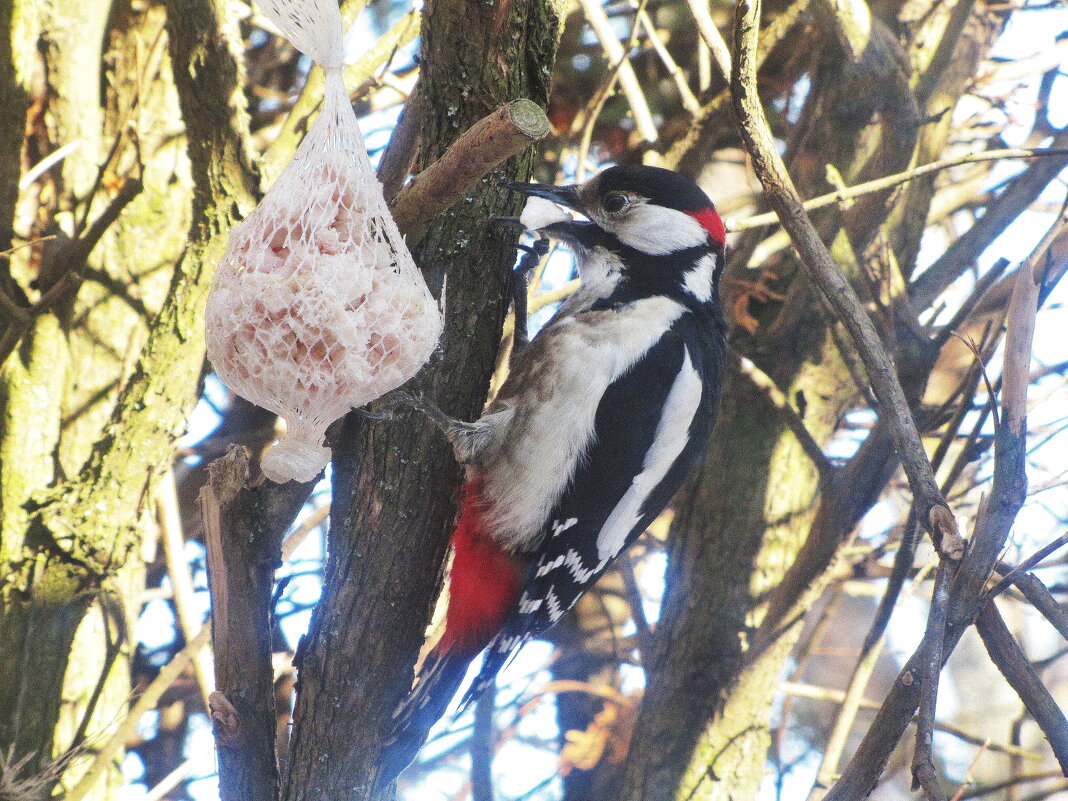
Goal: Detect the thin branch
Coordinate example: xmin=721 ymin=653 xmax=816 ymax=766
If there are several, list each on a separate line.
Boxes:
xmin=988 ymin=531 xmax=1068 ymax=600
xmin=685 ymin=0 xmax=732 ymax=84
xmin=812 ymin=557 xmax=938 ymax=797
xmin=618 ymin=552 xmax=655 ymax=663
xmin=64 ymin=627 xmax=212 ymax=801
xmin=142 ymin=749 xmax=206 ymax=801
xmin=909 ymin=130 xmax=1068 ymax=312
xmin=635 ymin=9 xmax=700 ymax=115
xmin=955 ymin=772 xmax=1066 ymax=800
xmin=731 ymin=354 xmax=836 ymax=481
xmin=576 ymin=0 xmax=659 ymax=143
xmin=280 ymin=502 xmax=330 ymax=562
xmin=975 ymin=601 xmax=1068 ymax=774
xmin=1000 ymin=570 xmax=1068 ymax=642
xmin=950 ymin=209 xmax=1064 ymax=618
xmin=731 ymin=149 xmax=1068 ymax=232
xmin=780 ymin=682 xmax=1043 ymax=760
xmin=949 ymin=739 xmax=990 ymax=801
xmin=159 ymin=469 xmax=214 ymax=707
xmin=731 ymin=0 xmax=963 ymax=557
xmin=824 ymin=208 xmax=1060 ymax=801
xmin=930 ymin=258 xmax=1010 ymax=350
xmin=911 ymin=562 xmax=953 ymax=801
xmin=390 ymin=100 xmax=550 ymax=246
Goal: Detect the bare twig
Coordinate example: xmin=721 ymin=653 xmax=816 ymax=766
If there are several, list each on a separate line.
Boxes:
xmin=975 ymin=601 xmax=1068 ymax=774
xmin=390 ymin=100 xmax=550 ymax=246
xmin=159 ymin=469 xmax=214 ymax=707
xmin=142 ymin=749 xmax=206 ymax=801
xmin=64 ymin=627 xmax=212 ymax=801
xmin=811 ymin=557 xmax=937 ymax=798
xmin=949 ymin=739 xmax=990 ymax=801
xmin=732 ymin=150 xmax=1068 ymax=232
xmin=824 ymin=196 xmax=1061 ymax=801
xmin=618 ymin=552 xmax=655 ymax=662
xmin=685 ymin=0 xmax=732 ymax=84
xmin=576 ymin=0 xmax=658 ymax=143
xmin=731 ymin=0 xmax=962 ymax=557
xmin=280 ymin=502 xmax=330 ymax=562
xmin=731 ymin=353 xmax=835 ymax=482
xmin=636 ymin=9 xmax=701 ymax=115
xmin=955 ymin=772 xmax=1066 ymax=800
xmin=988 ymin=531 xmax=1068 ymax=600
xmin=950 ymin=210 xmax=1063 ymax=618
xmin=911 ymin=562 xmax=953 ymax=801
xmin=780 ymin=682 xmax=1043 ymax=760
xmin=999 ymin=570 xmax=1068 ymax=642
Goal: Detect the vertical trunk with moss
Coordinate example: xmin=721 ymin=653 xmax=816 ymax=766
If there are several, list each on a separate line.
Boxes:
xmin=1 ymin=0 xmax=253 ymax=795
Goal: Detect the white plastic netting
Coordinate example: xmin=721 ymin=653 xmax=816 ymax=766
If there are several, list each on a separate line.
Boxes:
xmin=206 ymin=0 xmax=441 ymax=483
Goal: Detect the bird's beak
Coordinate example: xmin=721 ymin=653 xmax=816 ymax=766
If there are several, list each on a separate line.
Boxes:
xmin=501 ymin=182 xmax=585 ymax=213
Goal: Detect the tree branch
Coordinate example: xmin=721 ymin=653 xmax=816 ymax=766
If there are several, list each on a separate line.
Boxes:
xmin=824 ymin=191 xmax=1060 ymax=801
xmin=975 ymin=601 xmax=1068 ymax=775
xmin=911 ymin=562 xmax=953 ymax=801
xmin=390 ymin=100 xmax=550 ymax=246
xmin=731 ymin=353 xmax=836 ymax=482
xmin=732 ymin=149 xmax=1068 ymax=233
xmin=730 ymin=0 xmax=963 ymax=557
xmin=64 ymin=627 xmax=212 ymax=801
xmin=201 ymin=446 xmax=316 ymax=801
xmin=576 ymin=0 xmax=658 ymax=143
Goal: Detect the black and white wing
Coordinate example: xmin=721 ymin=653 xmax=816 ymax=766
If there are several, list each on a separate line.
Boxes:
xmin=463 ymin=315 xmax=723 ymax=703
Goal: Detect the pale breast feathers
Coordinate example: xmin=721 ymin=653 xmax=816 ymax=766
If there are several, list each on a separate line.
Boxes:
xmin=476 ymin=296 xmax=687 ymax=551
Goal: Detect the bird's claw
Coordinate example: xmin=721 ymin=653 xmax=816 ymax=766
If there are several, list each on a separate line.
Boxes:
xmin=353 ymin=390 xmax=426 ymax=422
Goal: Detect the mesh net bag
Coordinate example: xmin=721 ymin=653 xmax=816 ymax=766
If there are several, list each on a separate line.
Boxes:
xmin=205 ymin=0 xmax=442 ymax=483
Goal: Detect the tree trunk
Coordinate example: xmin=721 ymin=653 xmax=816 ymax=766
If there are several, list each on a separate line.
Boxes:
xmin=0 ymin=0 xmax=255 ymax=795
xmin=280 ymin=3 xmax=567 ymax=800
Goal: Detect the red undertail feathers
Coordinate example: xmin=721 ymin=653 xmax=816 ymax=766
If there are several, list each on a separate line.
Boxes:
xmin=439 ymin=477 xmax=525 ymax=654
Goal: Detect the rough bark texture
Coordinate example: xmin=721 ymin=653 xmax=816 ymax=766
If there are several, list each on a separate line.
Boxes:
xmin=0 ymin=0 xmax=254 ymax=795
xmin=202 ymin=448 xmax=316 ymax=801
xmin=280 ymin=3 xmax=567 ymax=800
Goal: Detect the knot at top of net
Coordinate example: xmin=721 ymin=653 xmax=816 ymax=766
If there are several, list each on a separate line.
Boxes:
xmin=256 ymin=0 xmax=345 ymax=70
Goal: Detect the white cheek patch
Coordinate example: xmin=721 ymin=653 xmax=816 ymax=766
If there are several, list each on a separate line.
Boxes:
xmin=612 ymin=204 xmax=709 ymax=255
xmin=520 ymin=196 xmax=574 ymax=230
xmin=683 ymin=252 xmax=717 ymax=302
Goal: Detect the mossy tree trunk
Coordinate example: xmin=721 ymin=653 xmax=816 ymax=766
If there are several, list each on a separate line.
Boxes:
xmin=0 ymin=0 xmax=255 ymax=796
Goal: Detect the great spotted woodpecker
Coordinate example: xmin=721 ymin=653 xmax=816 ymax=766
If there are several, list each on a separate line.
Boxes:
xmin=383 ymin=165 xmax=727 ymax=778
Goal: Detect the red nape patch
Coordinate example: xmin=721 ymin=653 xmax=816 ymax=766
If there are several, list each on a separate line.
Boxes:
xmin=685 ymin=207 xmax=727 ymax=246
xmin=439 ymin=479 xmax=525 ymax=655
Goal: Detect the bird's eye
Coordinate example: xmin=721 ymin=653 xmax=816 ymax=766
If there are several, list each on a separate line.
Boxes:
xmin=603 ymin=193 xmax=629 ymax=214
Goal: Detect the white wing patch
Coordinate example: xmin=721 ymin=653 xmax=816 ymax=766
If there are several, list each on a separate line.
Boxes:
xmin=596 ymin=348 xmax=703 ymax=561
xmin=479 ymin=296 xmax=687 ymax=552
